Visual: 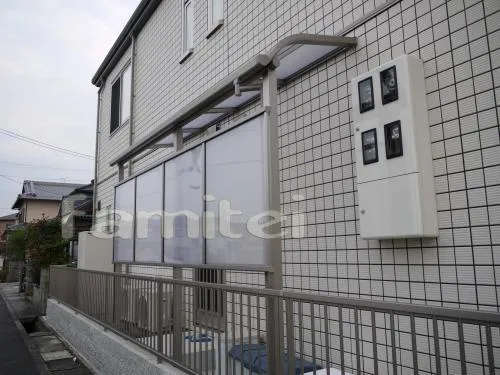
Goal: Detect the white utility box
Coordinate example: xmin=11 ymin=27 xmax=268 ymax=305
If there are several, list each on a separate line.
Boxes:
xmin=351 ymin=55 xmax=437 ymax=239
xmin=77 ymin=231 xmax=114 ymax=272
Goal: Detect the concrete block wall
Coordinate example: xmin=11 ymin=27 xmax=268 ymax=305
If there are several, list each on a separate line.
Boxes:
xmin=45 ymin=299 xmax=185 ymax=375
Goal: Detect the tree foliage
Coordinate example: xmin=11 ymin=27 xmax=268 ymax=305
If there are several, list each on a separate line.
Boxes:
xmin=6 ymin=229 xmax=27 ymax=261
xmin=25 ymin=217 xmax=69 ymax=268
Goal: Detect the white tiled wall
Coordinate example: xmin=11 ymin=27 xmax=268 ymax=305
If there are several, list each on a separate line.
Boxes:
xmin=95 ymin=0 xmax=500 ymax=319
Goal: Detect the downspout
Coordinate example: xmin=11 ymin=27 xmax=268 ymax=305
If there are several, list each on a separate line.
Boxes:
xmin=92 ymin=83 xmax=104 ymax=227
xmin=128 ymin=34 xmax=136 ymax=177
xmin=125 ymin=34 xmax=136 ymax=275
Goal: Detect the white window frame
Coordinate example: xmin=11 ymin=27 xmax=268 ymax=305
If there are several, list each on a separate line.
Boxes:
xmin=120 ymin=64 xmax=132 ymax=126
xmin=207 ymin=0 xmax=223 ymax=38
xmin=110 ymin=62 xmax=132 ymax=135
xmin=180 ymin=0 xmax=194 ymax=63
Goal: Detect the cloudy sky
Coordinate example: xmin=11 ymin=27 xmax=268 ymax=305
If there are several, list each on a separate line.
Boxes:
xmin=0 ymin=0 xmax=140 ymax=216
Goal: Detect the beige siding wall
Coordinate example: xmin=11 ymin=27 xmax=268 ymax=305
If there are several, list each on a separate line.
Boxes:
xmin=25 ymin=200 xmax=61 ymax=223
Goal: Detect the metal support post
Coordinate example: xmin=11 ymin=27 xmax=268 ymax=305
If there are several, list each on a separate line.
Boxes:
xmin=262 ymin=66 xmax=285 ymax=375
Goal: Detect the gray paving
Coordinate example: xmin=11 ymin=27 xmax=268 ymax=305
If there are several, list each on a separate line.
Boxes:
xmin=0 ymin=283 xmax=93 ymax=375
xmin=0 ymin=287 xmax=40 ymax=375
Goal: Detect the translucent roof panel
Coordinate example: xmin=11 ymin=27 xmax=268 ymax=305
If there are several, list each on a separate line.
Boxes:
xmin=156 ymin=134 xmax=173 ymax=147
xmin=213 ymin=90 xmax=260 ymax=109
xmin=113 ymin=35 xmax=357 ymax=165
xmin=276 ymin=44 xmax=339 ymax=80
xmin=182 ymin=113 xmax=226 ymax=132
xmin=154 ymin=93 xmax=260 ymax=147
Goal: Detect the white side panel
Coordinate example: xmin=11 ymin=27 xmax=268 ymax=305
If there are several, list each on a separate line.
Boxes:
xmin=77 ymin=231 xmax=113 ymax=273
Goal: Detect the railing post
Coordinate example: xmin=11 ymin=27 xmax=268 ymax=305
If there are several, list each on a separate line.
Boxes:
xmin=157 ymin=279 xmax=163 ymax=363
xmin=113 ymin=271 xmax=121 ymax=330
xmin=265 ymin=271 xmax=284 ymax=375
xmin=285 ymin=298 xmax=296 ymax=375
xmin=486 ymin=324 xmax=495 ymax=375
xmin=172 ymin=266 xmax=183 ymax=363
xmin=105 ymin=273 xmax=109 ymax=325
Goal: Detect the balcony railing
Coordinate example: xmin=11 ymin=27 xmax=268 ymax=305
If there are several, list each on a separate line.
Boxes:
xmin=49 ymin=265 xmax=500 ymax=375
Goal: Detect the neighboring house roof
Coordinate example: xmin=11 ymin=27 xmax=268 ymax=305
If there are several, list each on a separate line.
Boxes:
xmin=70 ymin=182 xmax=94 ymax=195
xmin=92 ymin=0 xmax=161 ymax=86
xmin=12 ymin=180 xmax=85 ymax=209
xmin=0 ymin=213 xmax=17 ymax=221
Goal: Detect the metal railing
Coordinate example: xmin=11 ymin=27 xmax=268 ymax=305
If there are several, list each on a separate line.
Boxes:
xmin=49 ymin=266 xmax=500 ymax=375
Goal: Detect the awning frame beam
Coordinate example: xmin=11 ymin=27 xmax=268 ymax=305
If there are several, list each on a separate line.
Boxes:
xmin=110 ymin=33 xmax=357 ymax=168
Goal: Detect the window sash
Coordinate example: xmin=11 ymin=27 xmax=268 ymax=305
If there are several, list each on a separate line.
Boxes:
xmin=110 ymin=79 xmax=121 ymax=133
xmin=120 ymin=64 xmax=132 ymax=125
xmin=208 ymin=0 xmax=223 ymax=28
xmin=110 ymin=63 xmax=132 ymax=134
xmin=183 ymin=0 xmax=194 ymax=52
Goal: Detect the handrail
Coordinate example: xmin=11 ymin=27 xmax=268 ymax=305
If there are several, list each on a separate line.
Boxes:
xmin=112 ymin=261 xmax=274 ymax=273
xmin=49 ymin=266 xmax=500 ymax=375
xmin=50 ymin=265 xmax=500 ymax=325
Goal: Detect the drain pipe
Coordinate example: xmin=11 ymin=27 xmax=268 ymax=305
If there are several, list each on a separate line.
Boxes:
xmin=128 ymin=34 xmax=136 ymax=177
xmin=92 ymin=83 xmax=103 ymax=227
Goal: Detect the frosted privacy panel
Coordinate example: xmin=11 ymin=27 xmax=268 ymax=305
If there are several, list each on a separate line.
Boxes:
xmin=114 ymin=180 xmax=135 ymax=262
xmin=205 ymin=115 xmax=268 ymax=265
xmin=135 ymin=166 xmax=163 ymax=262
xmin=164 ymin=146 xmax=204 ymax=263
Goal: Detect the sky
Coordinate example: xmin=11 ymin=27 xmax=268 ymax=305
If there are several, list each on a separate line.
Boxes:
xmin=0 ymin=0 xmax=141 ymax=216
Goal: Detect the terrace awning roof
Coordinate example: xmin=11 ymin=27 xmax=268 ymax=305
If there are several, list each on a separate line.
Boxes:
xmin=109 ymin=34 xmax=357 ymax=167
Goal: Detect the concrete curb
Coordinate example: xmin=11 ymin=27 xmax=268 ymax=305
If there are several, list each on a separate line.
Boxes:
xmin=45 ymin=299 xmax=187 ymax=375
xmin=41 ymin=315 xmax=101 ymax=375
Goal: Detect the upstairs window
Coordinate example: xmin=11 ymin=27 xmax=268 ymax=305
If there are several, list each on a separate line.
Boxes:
xmin=182 ymin=0 xmax=194 ymax=55
xmin=207 ymin=0 xmax=223 ymax=34
xmin=110 ymin=64 xmax=132 ymax=134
